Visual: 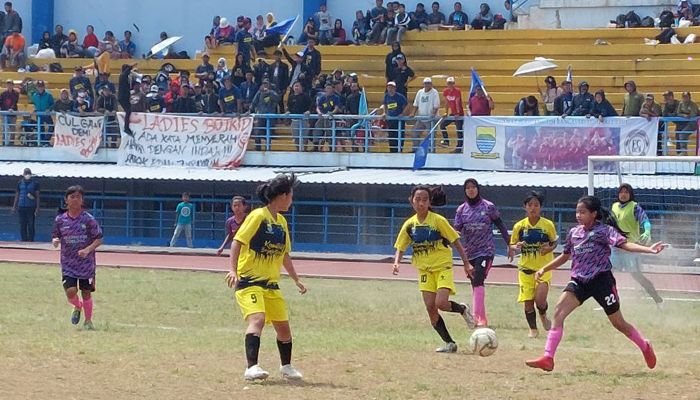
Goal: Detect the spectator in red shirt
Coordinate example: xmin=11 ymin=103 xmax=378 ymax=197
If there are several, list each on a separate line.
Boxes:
xmin=468 ymin=86 xmax=494 ymax=116
xmin=439 ymin=76 xmax=464 ymax=152
xmin=164 ymin=82 xmax=180 ymax=112
xmin=83 ymin=25 xmax=99 ymax=54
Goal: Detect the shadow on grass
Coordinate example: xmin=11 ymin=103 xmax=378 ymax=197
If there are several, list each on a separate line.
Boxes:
xmin=253 ymin=379 xmax=350 ymax=389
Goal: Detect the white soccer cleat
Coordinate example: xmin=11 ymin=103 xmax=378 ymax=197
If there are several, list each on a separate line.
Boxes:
xmin=460 ymin=303 xmax=476 ymax=329
xmin=528 ymin=329 xmax=539 ymax=339
xmin=436 ymin=342 xmax=458 ymax=353
xmin=244 ymin=365 xmax=269 ymax=381
xmin=280 ymin=364 xmax=303 ymax=380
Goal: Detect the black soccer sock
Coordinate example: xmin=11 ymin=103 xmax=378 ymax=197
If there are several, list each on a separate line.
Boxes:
xmin=245 ymin=333 xmax=261 ymax=368
xmin=277 ymin=339 xmax=293 ymax=366
xmin=433 ymin=315 xmax=454 ymax=343
xmin=525 ymin=310 xmax=538 ymax=330
xmin=537 ymin=304 xmax=549 ymax=316
xmin=449 ymin=301 xmax=466 ymax=314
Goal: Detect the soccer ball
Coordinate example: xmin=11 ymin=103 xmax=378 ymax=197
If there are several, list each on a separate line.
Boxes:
xmin=469 ymin=328 xmax=498 ymax=357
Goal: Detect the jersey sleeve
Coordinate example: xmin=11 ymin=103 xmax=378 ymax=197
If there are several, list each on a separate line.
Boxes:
xmin=545 ymin=220 xmax=559 ymax=243
xmin=282 ymin=216 xmax=292 ymax=253
xmin=435 ymin=214 xmax=459 ymax=243
xmin=52 ymin=216 xmax=62 ymax=239
xmin=234 ymin=210 xmax=263 ymax=246
xmin=394 ymin=219 xmax=413 ymax=252
xmin=509 ymin=221 xmax=522 ymax=245
xmin=87 ymin=216 xmax=104 ymax=240
xmin=608 ymin=226 xmax=628 ymax=248
xmin=487 ymin=203 xmax=501 ymax=221
xmin=563 ymin=228 xmax=574 ymax=254
xmin=175 ymin=203 xmax=183 ymax=214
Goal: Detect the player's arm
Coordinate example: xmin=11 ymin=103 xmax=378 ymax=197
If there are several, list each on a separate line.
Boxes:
xmin=619 ymin=241 xmax=665 ymax=254
xmin=636 ymin=205 xmax=652 ymax=243
xmin=11 ymin=187 xmax=18 ymax=213
xmin=216 ymin=232 xmax=232 ymax=255
xmin=535 ymin=252 xmax=570 ymax=280
xmin=225 ymin=239 xmax=242 ymax=288
xmin=78 ymin=237 xmax=103 ymax=258
xmin=492 ymin=216 xmax=510 ymax=246
xmin=450 ymin=239 xmax=473 ymax=278
xmin=282 ymin=254 xmax=307 ymax=294
xmin=507 ymin=223 xmax=521 ymax=261
xmin=392 ymin=249 xmax=404 ymax=275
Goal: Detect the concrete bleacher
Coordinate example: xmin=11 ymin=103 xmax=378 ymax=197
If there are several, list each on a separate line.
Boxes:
xmin=6 ymin=27 xmax=700 ymax=151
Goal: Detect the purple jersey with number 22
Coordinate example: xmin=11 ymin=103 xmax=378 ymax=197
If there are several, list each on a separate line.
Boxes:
xmin=564 ymin=222 xmax=627 ymax=282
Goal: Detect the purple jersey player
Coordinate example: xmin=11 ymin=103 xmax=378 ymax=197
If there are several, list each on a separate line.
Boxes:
xmin=51 ymin=185 xmax=103 ymax=330
xmin=453 ymin=178 xmax=510 ymax=327
xmin=526 ymin=196 xmax=665 ymax=372
xmin=216 ymin=196 xmax=248 ymax=256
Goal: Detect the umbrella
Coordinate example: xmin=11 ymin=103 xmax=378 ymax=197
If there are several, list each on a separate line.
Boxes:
xmin=148 ymin=36 xmax=182 ymax=58
xmin=512 ymin=57 xmax=558 ymax=77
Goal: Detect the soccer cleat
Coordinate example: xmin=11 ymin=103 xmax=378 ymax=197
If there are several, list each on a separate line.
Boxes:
xmin=460 ymin=303 xmax=476 ymax=329
xmin=525 ymin=355 xmax=555 ymax=371
xmin=528 ymin=329 xmax=539 ymax=339
xmin=435 ymin=342 xmax=458 ymax=353
xmin=244 ymin=365 xmax=269 ymax=381
xmin=83 ymin=321 xmax=95 ymax=331
xmin=71 ymin=308 xmax=81 ymax=325
xmin=280 ymin=364 xmax=303 ymax=380
xmin=642 ymin=341 xmax=657 ymax=369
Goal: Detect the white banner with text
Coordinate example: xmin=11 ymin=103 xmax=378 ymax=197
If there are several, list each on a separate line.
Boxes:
xmin=53 ymin=113 xmax=103 ymax=160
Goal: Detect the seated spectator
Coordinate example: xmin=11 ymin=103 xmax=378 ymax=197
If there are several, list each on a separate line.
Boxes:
xmin=298 ymin=18 xmax=318 ymax=45
xmin=53 ymin=89 xmax=73 ymax=113
xmin=205 ymin=16 xmax=221 ymax=49
xmin=119 ymin=30 xmax=136 ymax=58
xmin=154 ymin=64 xmax=171 ymax=92
xmin=72 ymin=90 xmax=93 ymax=114
xmin=639 ymin=93 xmax=662 ymax=120
xmin=385 ymin=41 xmax=405 ymax=80
xmin=83 ymin=25 xmax=99 ymax=57
xmin=428 ymin=1 xmax=446 ymax=28
xmin=232 ymin=53 xmax=252 ymax=87
xmin=540 ymin=76 xmax=562 ymax=116
xmin=352 ymin=10 xmax=370 ymax=44
xmin=472 ymin=3 xmax=493 ymax=30
xmin=174 ymin=86 xmax=197 ymax=114
xmin=196 ymin=53 xmax=215 ymax=81
xmin=51 ymin=25 xmax=68 ymax=56
xmin=622 ymin=80 xmax=644 ymax=117
xmin=468 ymin=86 xmax=494 ymax=116
xmin=588 ymin=89 xmax=618 ymax=121
xmin=569 ymin=81 xmax=594 ymax=116
xmin=386 ymin=3 xmax=409 ymax=44
xmin=253 ymin=15 xmax=266 ymax=42
xmin=368 ymin=0 xmax=388 ymax=44
xmin=69 ymin=66 xmax=94 ymax=100
xmin=98 ymin=31 xmax=122 ymax=59
xmin=553 ymin=80 xmax=573 ymax=116
xmin=332 ymin=19 xmax=349 ymax=45
xmin=215 ymin=57 xmax=230 ymax=84
xmin=381 ymin=9 xmax=396 ymax=43
xmin=448 ymin=2 xmax=469 ymax=29
xmin=60 ymin=30 xmax=84 ymax=58
xmin=254 ymin=17 xmax=281 ymax=55
xmin=315 ymin=4 xmax=333 ymax=45
xmin=678 ymin=0 xmax=693 ymax=19
xmin=0 ymin=29 xmax=24 ymax=71
xmin=675 ymin=91 xmax=698 ymax=155
xmin=515 ymin=96 xmax=539 ymax=116
xmin=128 ymin=82 xmax=147 ymax=113
xmin=39 ymin=31 xmax=52 ymax=50
xmin=218 ymin=76 xmax=242 ymax=114
xmin=94 ymin=73 xmax=115 ymax=96
xmin=410 ymin=3 xmax=430 ymax=31
xmin=389 ymin=53 xmax=414 ymax=98
xmin=239 ymin=71 xmax=259 ymax=112
xmin=250 ymin=79 xmax=280 ymax=151
xmin=217 ymin=17 xmax=235 ymax=46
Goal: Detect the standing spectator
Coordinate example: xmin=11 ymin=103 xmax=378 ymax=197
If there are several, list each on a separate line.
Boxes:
xmin=468 ymin=86 xmax=495 ymax=116
xmin=96 ymin=85 xmax=119 ymax=147
xmin=390 ymin=54 xmax=415 ymax=98
xmin=569 ymin=81 xmax=594 ymax=116
xmin=675 ymin=91 xmax=698 ymax=155
xmin=622 ymin=80 xmax=644 ymax=117
xmin=471 ymin=3 xmax=493 ymax=29
xmin=553 ymin=80 xmax=573 ymax=116
xmin=2 ymin=1 xmax=20 ymax=37
xmin=118 ymin=64 xmax=137 ymax=135
xmin=298 ymin=18 xmax=318 ymax=45
xmin=1 ymin=78 xmax=17 ymax=143
xmin=251 ymin=79 xmax=280 ymax=151
xmin=428 ymin=2 xmax=447 ymax=27
xmin=440 ymin=77 xmax=464 ymax=151
xmin=12 ymin=168 xmax=40 ymax=242
xmin=381 ymin=81 xmax=409 ymax=153
xmin=588 ymin=89 xmax=618 ymax=121
xmin=253 ymin=58 xmax=269 ymax=86
xmin=331 ymin=19 xmax=349 ymax=45
xmin=83 ymin=25 xmax=99 ymax=56
xmin=515 ymin=96 xmax=539 ymax=116
xmin=448 ymin=2 xmax=469 ymax=29
xmin=314 ymin=84 xmax=341 ymax=151
xmin=31 ymin=81 xmax=54 ymax=146
xmin=51 ymin=25 xmax=68 ymax=56
xmin=386 ymin=3 xmax=410 ymax=44
xmin=411 ymin=3 xmax=430 ymax=31
xmin=69 ymin=66 xmax=94 ymax=101
xmin=410 ymin=77 xmax=440 ymax=151
xmin=540 ymin=76 xmax=562 ymax=116
xmin=201 ymin=82 xmax=220 ymax=114
xmin=218 ymin=76 xmax=242 ymax=114
xmin=195 ymin=53 xmax=215 ymax=81
xmin=287 ymin=81 xmax=313 ymax=149
xmin=254 ymin=20 xmax=281 ymax=54
xmin=119 ymin=30 xmax=136 ymax=58
xmin=269 ymin=50 xmax=289 ymax=112
xmin=232 ymin=53 xmax=252 ymax=87
xmin=639 ymin=93 xmax=662 ymax=120
xmin=300 ymin=38 xmax=322 ymax=90
xmin=346 ymin=81 xmax=362 ymax=115
xmin=170 ymin=192 xmax=194 ymax=248
xmin=94 ymin=73 xmax=115 ymax=96
xmin=368 ymin=0 xmax=388 ymax=44
xmin=235 ymin=17 xmax=256 ymax=66
xmin=146 ymin=85 xmax=166 ymax=113
xmin=385 ymin=41 xmax=405 ymax=80
xmin=0 ymin=29 xmax=24 ymax=71
xmin=216 ymin=196 xmax=248 ymax=255
xmin=60 ymin=30 xmax=83 ymax=58
xmin=315 ymin=3 xmax=333 ymax=45
xmin=174 ymin=86 xmax=197 ymax=114
xmin=163 ymin=82 xmax=180 ymax=112
xmin=352 ymin=10 xmax=370 ymax=44
xmin=660 ymin=91 xmax=680 ymax=154
xmin=53 ymin=89 xmax=73 ymax=113
xmin=239 ymin=71 xmax=259 ymax=113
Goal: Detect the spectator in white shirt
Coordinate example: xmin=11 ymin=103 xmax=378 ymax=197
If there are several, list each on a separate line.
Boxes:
xmin=410 ymin=77 xmax=440 ymax=151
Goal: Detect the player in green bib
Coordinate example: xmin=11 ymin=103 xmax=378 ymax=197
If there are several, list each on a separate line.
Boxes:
xmin=611 ymin=184 xmax=663 ymax=308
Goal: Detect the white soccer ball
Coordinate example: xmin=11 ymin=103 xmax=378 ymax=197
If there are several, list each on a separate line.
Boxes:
xmin=469 ymin=328 xmax=498 ymax=357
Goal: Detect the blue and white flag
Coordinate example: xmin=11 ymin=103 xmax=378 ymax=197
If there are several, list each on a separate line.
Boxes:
xmin=266 ymin=17 xmax=297 ymax=36
xmin=469 ymin=68 xmax=488 ymax=98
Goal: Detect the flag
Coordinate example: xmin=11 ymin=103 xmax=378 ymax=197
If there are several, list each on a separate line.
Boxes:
xmin=566 ymin=65 xmax=573 ymax=85
xmin=350 ymin=89 xmax=370 ymax=136
xmin=469 ymin=68 xmax=488 ymax=98
xmin=412 ymin=134 xmax=431 ymax=170
xmin=266 ymin=17 xmax=297 ymax=36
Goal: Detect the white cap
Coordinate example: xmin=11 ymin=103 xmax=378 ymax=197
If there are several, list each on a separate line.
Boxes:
xmin=386 ymin=81 xmax=396 ymax=87
xmin=423 ymin=77 xmax=432 ymax=84
xmin=446 ymin=77 xmax=455 ymax=83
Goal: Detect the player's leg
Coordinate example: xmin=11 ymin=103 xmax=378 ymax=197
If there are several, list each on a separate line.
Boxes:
xmin=423 ymin=290 xmax=457 ymax=353
xmin=436 ymin=268 xmax=474 ymax=328
xmin=535 ymin=279 xmax=552 ymax=331
xmin=81 ymin=288 xmax=94 ymax=330
xmin=518 ymin=270 xmax=538 ymax=337
xmin=470 ymin=256 xmax=492 ymax=326
xmin=266 ymin=289 xmax=302 ymax=379
xmin=236 ymin=287 xmax=269 ymax=380
xmin=63 ymin=276 xmax=83 ymax=325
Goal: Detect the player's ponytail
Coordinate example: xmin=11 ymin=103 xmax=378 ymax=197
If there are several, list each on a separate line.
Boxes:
xmin=410 ymin=185 xmax=447 ymax=207
xmin=577 ymin=195 xmax=627 ymax=237
xmin=256 ymin=174 xmax=299 ymax=205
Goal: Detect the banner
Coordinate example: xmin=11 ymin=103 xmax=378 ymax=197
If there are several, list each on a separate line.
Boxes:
xmin=463 ymin=116 xmax=659 ymax=172
xmin=117 ymin=113 xmax=253 ymax=168
xmin=53 ymin=113 xmax=103 ymax=160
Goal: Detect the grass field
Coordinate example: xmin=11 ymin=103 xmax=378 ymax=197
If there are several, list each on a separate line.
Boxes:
xmin=1 ymin=263 xmax=700 ymax=400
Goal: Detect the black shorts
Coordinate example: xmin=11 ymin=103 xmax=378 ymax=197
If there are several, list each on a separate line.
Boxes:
xmin=62 ymin=275 xmax=96 ymax=292
xmin=564 ymin=271 xmax=619 ymax=315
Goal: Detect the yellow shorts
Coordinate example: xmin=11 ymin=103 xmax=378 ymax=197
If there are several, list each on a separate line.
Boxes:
xmin=518 ymin=268 xmax=552 ymax=302
xmin=418 ymin=268 xmax=456 ymax=295
xmin=235 ymin=286 xmax=288 ymax=324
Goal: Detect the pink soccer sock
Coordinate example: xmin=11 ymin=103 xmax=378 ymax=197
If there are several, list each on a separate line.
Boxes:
xmin=473 ymin=286 xmax=486 ymax=324
xmin=625 ymin=326 xmax=647 ymax=351
xmin=83 ymin=298 xmax=93 ymax=321
xmin=544 ymin=327 xmax=563 ymax=358
xmin=68 ymin=296 xmax=82 ymax=309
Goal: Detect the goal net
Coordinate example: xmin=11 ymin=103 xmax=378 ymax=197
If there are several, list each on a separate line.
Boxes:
xmin=587 ymin=156 xmax=700 ymax=290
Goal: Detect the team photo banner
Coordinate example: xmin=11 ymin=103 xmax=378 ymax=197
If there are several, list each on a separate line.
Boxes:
xmin=117 ymin=113 xmax=253 ymax=168
xmin=53 ymin=114 xmax=103 ymax=160
xmin=462 ymin=116 xmax=659 ymax=172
